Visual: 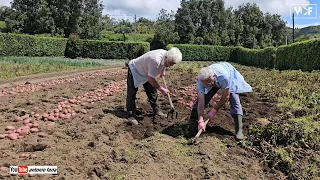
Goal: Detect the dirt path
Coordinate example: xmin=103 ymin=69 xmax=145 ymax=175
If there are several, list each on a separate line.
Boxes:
xmin=0 ymin=67 xmax=279 ymax=179
xmin=0 ymin=66 xmax=124 ymax=89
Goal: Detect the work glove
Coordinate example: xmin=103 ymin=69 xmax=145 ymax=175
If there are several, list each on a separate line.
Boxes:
xmin=208 ymin=108 xmax=217 ymax=120
xmin=160 ymin=70 xmax=165 ymax=77
xmin=198 ymin=117 xmax=206 ymax=131
xmin=157 ymin=86 xmax=170 ymax=95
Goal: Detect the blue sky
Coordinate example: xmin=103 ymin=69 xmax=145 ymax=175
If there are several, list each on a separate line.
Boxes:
xmin=0 ymin=0 xmax=319 ymax=28
xmin=284 ymin=0 xmax=320 ymax=28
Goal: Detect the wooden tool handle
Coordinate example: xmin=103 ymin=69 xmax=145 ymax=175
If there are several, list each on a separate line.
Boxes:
xmin=161 ymin=76 xmax=174 ymax=109
xmin=195 ymin=119 xmax=210 ymax=138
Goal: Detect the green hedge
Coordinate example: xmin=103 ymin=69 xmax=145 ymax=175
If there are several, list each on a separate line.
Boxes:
xmin=101 ymin=31 xmax=154 ymax=43
xmin=80 ymin=40 xmax=150 ymax=59
xmin=276 ymin=38 xmax=320 ymax=71
xmin=1 ymin=32 xmax=319 ymax=71
xmin=65 ymin=37 xmax=150 ymax=59
xmin=168 ymin=40 xmax=320 ymax=71
xmin=0 ymin=33 xmax=67 ymax=57
xmin=231 ymin=46 xmax=277 ymax=69
xmin=0 ymin=33 xmax=150 ymax=60
xmin=167 ymin=44 xmax=231 ymax=61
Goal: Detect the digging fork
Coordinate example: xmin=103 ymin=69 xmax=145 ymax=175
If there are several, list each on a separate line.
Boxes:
xmin=161 ymin=76 xmax=178 ymax=119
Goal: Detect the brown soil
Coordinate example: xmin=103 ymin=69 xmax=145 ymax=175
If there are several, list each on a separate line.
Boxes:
xmin=0 ymin=66 xmax=282 ymax=179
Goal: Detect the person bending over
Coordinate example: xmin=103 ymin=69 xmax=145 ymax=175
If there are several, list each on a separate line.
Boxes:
xmin=126 ymin=47 xmax=183 ymax=125
xmin=188 ymin=62 xmax=252 ymax=140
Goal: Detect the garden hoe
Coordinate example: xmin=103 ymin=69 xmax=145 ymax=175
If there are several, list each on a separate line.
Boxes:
xmin=161 ymin=76 xmax=178 ymax=119
xmin=188 ymin=118 xmax=210 ymax=145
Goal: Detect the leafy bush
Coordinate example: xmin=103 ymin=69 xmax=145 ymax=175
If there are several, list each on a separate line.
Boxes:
xmin=0 ymin=33 xmax=67 ymax=57
xmin=76 ymin=40 xmax=150 ymax=59
xmin=166 ymin=44 xmax=231 ymax=61
xmin=231 ymin=46 xmax=277 ymax=69
xmin=276 ymin=38 xmax=320 ymax=71
xmin=65 ymin=34 xmax=83 ymax=59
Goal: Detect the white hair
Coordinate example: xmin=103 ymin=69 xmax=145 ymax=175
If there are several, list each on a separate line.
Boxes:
xmin=198 ymin=66 xmax=214 ymax=80
xmin=165 ymin=47 xmax=182 ymax=63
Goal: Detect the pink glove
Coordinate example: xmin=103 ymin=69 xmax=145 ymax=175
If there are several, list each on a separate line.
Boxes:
xmin=160 ymin=70 xmax=165 ymax=77
xmin=208 ymin=108 xmax=217 ymax=119
xmin=198 ymin=117 xmax=206 ymax=131
xmin=158 ymin=86 xmax=170 ymax=95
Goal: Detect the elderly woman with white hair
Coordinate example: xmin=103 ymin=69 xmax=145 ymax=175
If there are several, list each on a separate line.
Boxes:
xmin=188 ymin=62 xmax=252 ymax=140
xmin=126 ymin=47 xmax=183 ymax=125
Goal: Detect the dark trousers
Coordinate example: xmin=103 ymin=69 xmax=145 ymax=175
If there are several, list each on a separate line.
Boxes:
xmin=188 ymin=87 xmax=243 ymax=136
xmin=126 ymin=67 xmax=159 ymax=117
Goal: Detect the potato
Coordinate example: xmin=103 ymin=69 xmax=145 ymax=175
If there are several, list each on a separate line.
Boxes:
xmin=30 ymin=128 xmax=39 ymax=133
xmin=19 ymin=154 xmax=28 ymax=158
xmin=14 ymin=116 xmax=22 ymax=122
xmin=8 ymin=133 xmax=18 ymax=140
xmin=23 ymin=119 xmax=30 ymax=124
xmin=19 ymin=130 xmax=29 ymax=136
xmin=5 ymin=126 xmax=15 ymax=131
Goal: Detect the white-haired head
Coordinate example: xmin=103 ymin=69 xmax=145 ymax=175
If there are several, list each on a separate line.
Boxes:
xmin=198 ymin=66 xmax=214 ymax=80
xmin=165 ymin=47 xmax=182 ymax=63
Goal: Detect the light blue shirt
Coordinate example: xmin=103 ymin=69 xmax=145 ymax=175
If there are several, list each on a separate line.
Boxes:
xmin=197 ymin=62 xmax=253 ymax=94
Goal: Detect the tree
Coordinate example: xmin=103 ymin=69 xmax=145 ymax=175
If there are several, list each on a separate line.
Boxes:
xmin=151 ymin=9 xmax=179 ymax=49
xmin=234 ymin=3 xmax=264 ymax=48
xmin=6 ymin=0 xmax=55 ymax=34
xmin=114 ymin=19 xmax=133 ymax=33
xmin=137 ymin=17 xmax=155 ymax=34
xmin=101 ymin=15 xmax=116 ymax=31
xmin=78 ymin=0 xmax=104 ymax=39
xmin=175 ymin=0 xmax=196 ymax=44
xmin=0 ymin=6 xmax=11 ymax=21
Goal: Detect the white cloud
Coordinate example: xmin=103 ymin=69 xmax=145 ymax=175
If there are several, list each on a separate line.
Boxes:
xmin=102 ymin=0 xmax=180 ymax=21
xmin=224 ymin=0 xmax=311 ymax=16
xmin=0 ymin=0 xmax=11 ymax=7
xmin=287 ymin=22 xmax=320 ymax=28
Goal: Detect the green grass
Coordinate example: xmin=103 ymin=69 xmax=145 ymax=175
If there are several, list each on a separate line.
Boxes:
xmin=0 ymin=56 xmax=127 ymax=79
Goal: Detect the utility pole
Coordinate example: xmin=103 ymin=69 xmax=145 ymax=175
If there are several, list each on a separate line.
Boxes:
xmin=134 ymin=14 xmax=137 ymax=42
xmin=292 ymin=13 xmax=295 ymax=43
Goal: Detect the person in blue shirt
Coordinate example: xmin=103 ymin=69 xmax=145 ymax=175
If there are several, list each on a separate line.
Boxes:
xmin=188 ymin=62 xmax=253 ymax=140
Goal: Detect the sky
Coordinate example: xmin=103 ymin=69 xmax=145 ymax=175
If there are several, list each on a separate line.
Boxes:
xmin=0 ymin=0 xmax=319 ymax=28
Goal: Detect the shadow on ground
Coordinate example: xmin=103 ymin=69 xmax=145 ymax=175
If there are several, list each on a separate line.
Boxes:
xmin=162 ymin=120 xmax=234 ymax=138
